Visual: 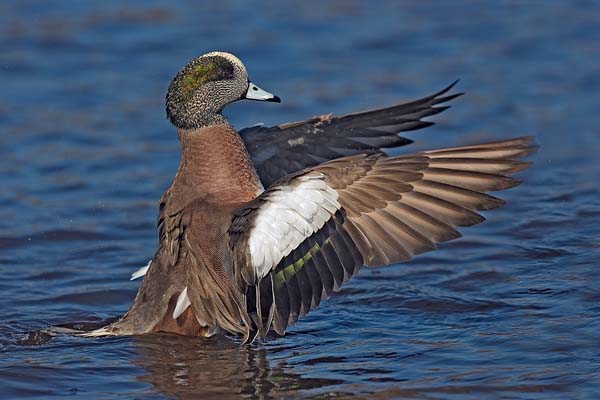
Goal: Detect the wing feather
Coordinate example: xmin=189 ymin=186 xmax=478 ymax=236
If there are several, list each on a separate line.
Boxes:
xmin=229 ymin=136 xmax=536 ymax=340
xmin=240 ymin=82 xmax=463 ymax=187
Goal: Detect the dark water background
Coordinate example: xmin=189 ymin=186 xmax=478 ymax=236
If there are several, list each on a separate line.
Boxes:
xmin=1 ymin=1 xmax=599 ymax=399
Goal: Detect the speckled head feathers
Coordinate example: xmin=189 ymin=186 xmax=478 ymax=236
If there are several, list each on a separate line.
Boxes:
xmin=166 ymin=52 xmax=250 ymax=130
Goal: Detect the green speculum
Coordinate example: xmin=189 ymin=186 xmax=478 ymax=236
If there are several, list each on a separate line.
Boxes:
xmin=274 ymin=241 xmax=324 ymax=290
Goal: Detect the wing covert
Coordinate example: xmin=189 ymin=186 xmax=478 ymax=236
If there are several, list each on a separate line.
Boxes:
xmin=229 ymin=136 xmax=537 ymax=340
xmin=240 ymin=81 xmax=462 ymax=187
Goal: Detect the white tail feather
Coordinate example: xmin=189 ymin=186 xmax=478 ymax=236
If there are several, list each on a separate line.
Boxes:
xmin=78 ymin=327 xmax=117 ymax=337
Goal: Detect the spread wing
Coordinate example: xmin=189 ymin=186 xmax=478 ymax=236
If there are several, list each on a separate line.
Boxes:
xmin=229 ymin=137 xmax=537 ymax=341
xmin=239 ymin=81 xmax=462 ymax=188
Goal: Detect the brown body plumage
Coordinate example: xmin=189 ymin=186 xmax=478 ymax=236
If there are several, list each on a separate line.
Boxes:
xmin=106 ymin=124 xmax=262 ymax=338
xmin=85 ymin=52 xmax=536 ymax=342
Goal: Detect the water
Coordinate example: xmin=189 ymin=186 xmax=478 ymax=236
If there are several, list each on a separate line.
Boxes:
xmin=1 ymin=1 xmax=599 ymax=398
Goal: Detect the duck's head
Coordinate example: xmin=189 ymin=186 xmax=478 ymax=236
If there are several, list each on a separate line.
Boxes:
xmin=166 ymin=51 xmax=280 ymax=129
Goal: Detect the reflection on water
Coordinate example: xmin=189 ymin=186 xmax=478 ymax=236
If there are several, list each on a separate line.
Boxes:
xmin=134 ymin=335 xmax=271 ymax=399
xmin=1 ymin=0 xmax=600 ymax=399
xmin=15 ymin=325 xmax=345 ymax=399
xmin=132 ymin=334 xmax=342 ymax=399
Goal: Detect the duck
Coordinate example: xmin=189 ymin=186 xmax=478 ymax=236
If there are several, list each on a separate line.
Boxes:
xmin=86 ymin=51 xmax=536 ymax=343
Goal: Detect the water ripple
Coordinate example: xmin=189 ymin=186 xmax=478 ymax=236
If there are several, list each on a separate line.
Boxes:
xmin=1 ymin=1 xmax=599 ymax=399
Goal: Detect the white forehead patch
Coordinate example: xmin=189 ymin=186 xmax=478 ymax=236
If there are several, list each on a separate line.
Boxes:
xmin=204 ymin=51 xmax=246 ymax=73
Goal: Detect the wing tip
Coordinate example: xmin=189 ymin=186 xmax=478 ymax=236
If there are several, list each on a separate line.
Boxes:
xmin=130 ymin=260 xmax=151 ymax=281
xmin=172 ymin=287 xmax=191 ymax=319
xmin=434 ymin=79 xmax=463 ymax=99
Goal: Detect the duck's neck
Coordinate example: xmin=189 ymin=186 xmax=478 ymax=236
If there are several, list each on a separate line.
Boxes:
xmin=176 ymin=123 xmax=263 ymax=204
xmin=180 ymin=113 xmax=227 ymax=131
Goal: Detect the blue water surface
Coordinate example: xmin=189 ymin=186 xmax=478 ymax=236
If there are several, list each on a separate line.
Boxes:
xmin=1 ymin=1 xmax=599 ymax=399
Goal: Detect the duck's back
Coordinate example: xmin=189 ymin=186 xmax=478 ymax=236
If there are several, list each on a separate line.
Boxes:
xmin=102 ymin=124 xmax=262 ymax=337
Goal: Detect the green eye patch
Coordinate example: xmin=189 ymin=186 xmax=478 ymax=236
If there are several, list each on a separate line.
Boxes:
xmin=180 ymin=57 xmax=234 ymax=99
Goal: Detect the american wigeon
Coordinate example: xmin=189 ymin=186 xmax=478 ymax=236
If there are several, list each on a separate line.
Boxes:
xmin=86 ymin=51 xmax=535 ymax=342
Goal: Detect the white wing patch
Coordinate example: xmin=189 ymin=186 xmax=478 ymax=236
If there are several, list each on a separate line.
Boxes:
xmin=248 ymin=173 xmax=341 ymax=279
xmin=130 ymin=260 xmax=152 ymax=280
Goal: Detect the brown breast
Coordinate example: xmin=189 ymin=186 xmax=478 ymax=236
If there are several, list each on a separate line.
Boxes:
xmin=149 ymin=124 xmax=258 ymax=336
xmin=175 ymin=123 xmax=263 ymax=204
